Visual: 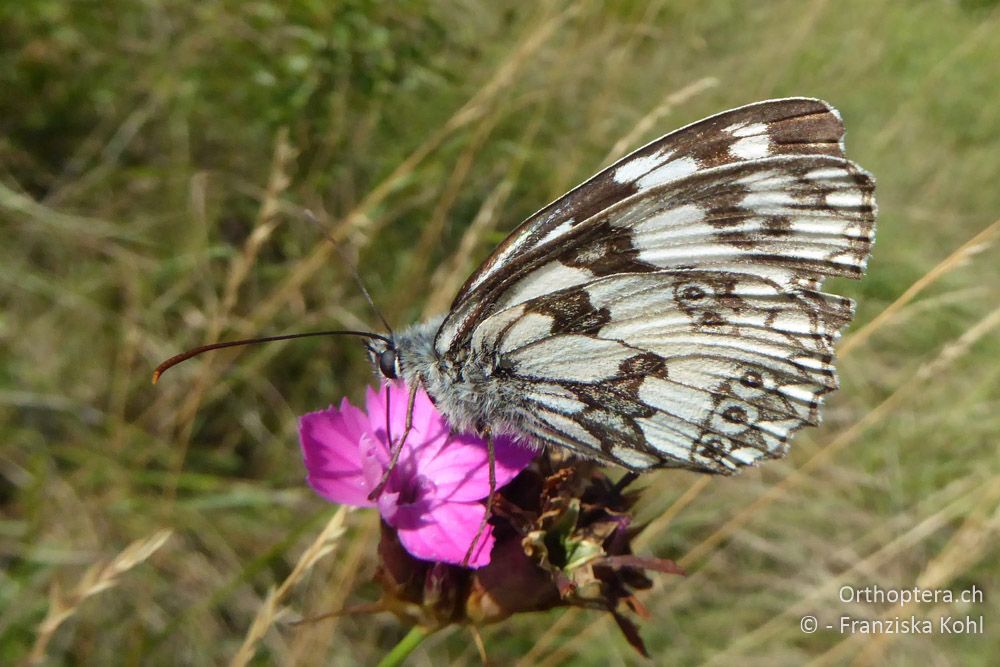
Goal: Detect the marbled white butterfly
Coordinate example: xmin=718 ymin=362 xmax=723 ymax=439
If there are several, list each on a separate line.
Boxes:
xmin=368 ymin=97 xmax=876 ymax=474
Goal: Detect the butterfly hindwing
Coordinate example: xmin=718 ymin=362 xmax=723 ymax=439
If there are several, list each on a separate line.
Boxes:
xmin=471 ymin=269 xmax=853 ymax=472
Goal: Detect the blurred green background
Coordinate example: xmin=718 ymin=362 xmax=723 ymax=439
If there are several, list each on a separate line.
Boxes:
xmin=3 ymin=1 xmax=998 ymax=665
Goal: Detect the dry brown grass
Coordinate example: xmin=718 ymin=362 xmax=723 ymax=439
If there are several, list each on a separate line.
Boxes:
xmin=28 ymin=530 xmax=173 ymax=664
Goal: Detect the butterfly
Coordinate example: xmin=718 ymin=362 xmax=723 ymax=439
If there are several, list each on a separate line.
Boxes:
xmin=367 ymin=97 xmax=875 ymax=474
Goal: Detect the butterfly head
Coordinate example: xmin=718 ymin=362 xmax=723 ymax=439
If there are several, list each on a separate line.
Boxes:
xmin=364 ymin=318 xmax=441 ymax=387
xmin=367 ymin=337 xmax=401 ymax=380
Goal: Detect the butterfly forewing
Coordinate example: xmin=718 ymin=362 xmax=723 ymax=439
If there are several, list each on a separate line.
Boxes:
xmin=436 ymin=98 xmax=872 ymax=356
xmin=489 ymin=155 xmax=873 ymax=308
xmin=450 ymin=98 xmax=847 ymax=302
xmin=424 ymin=98 xmax=875 ymax=474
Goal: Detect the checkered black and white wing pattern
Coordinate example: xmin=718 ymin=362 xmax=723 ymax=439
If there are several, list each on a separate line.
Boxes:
xmin=469 ymin=268 xmax=854 ymax=472
xmin=438 ymin=98 xmax=875 ymax=473
xmin=437 ymin=97 xmax=862 ymax=354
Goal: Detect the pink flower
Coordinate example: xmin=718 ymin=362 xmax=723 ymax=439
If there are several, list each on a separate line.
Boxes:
xmin=299 ymin=383 xmax=536 ymax=568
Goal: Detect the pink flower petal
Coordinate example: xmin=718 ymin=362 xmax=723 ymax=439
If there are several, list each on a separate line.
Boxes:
xmin=345 ymin=397 xmax=386 ymax=461
xmin=376 ymin=488 xmax=403 ymax=522
xmin=393 ymin=500 xmax=495 ymax=568
xmin=299 ymin=406 xmax=375 ymax=507
xmin=407 ymin=388 xmax=448 ymax=453
xmin=422 ymin=433 xmax=538 ymax=503
xmin=367 ymin=384 xmax=450 ymax=457
xmin=365 ymin=383 xmax=415 ymax=454
xmin=360 ymin=433 xmax=389 ymax=497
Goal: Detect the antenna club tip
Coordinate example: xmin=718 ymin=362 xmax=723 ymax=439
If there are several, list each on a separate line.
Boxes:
xmin=151 ymin=370 xmax=162 ymax=384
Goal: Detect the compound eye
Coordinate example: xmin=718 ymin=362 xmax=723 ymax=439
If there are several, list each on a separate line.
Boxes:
xmin=378 ymin=349 xmax=398 ymax=379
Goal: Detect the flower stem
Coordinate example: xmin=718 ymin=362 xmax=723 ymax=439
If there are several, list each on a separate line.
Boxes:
xmin=377 ymin=625 xmax=432 ymax=667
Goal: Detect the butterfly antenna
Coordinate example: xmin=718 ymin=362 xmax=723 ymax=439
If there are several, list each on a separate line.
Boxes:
xmin=302 ymin=209 xmax=394 ymax=336
xmin=151 ymin=330 xmax=390 ymax=383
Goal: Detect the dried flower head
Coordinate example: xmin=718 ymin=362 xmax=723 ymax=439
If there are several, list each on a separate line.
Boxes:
xmin=376 ymin=455 xmax=684 ymax=655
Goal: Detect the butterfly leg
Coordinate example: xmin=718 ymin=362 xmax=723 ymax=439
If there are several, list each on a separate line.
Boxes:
xmin=368 ymin=382 xmax=419 ymax=501
xmin=462 ymin=431 xmax=496 ymax=567
xmin=612 ymin=471 xmax=639 ymax=495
